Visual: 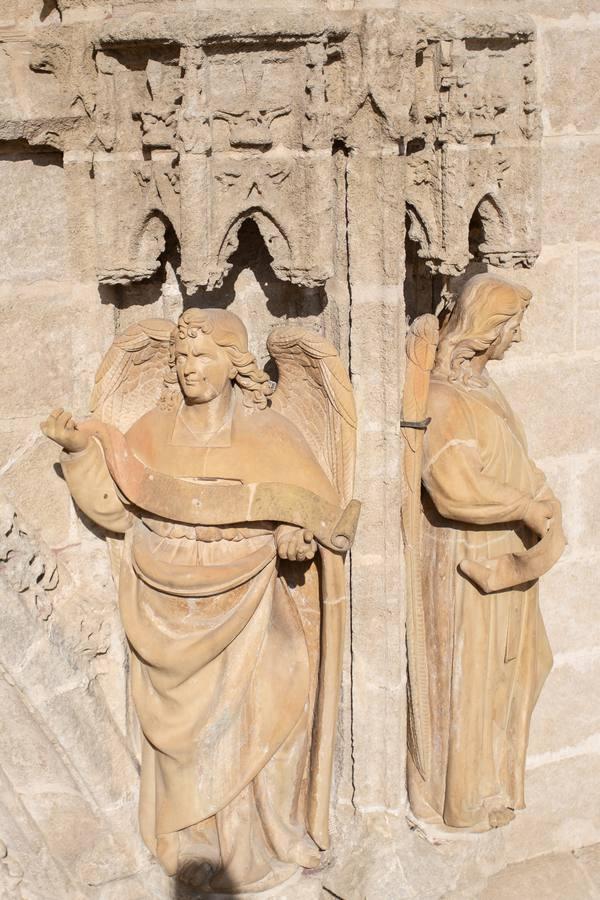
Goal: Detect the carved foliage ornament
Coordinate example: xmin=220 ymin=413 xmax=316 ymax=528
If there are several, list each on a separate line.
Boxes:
xmin=13 ymin=11 xmax=542 ymax=288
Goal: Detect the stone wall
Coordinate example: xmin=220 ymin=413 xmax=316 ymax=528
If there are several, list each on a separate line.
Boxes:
xmin=0 ymin=1 xmax=598 ymax=898
xmin=479 ymin=0 xmax=600 ymax=865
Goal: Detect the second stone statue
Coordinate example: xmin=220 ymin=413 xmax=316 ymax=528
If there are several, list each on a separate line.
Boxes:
xmin=404 ymin=275 xmax=566 ymax=833
xmin=41 ymin=309 xmax=359 ymax=894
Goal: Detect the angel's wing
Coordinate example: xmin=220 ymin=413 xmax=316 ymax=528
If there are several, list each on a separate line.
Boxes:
xmin=90 ymin=318 xmax=175 ymax=431
xmin=402 ymin=313 xmax=439 ymax=780
xmin=267 ymin=326 xmax=357 ymax=506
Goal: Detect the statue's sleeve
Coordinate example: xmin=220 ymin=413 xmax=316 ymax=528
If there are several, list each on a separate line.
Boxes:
xmin=423 ymin=390 xmax=533 ymax=527
xmin=530 ymin=460 xmax=557 ymax=501
xmin=60 ymin=437 xmax=133 ymax=533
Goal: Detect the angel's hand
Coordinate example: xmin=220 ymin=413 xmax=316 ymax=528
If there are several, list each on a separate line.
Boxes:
xmin=275 ymin=525 xmax=318 ymax=562
xmin=523 ymin=499 xmax=554 ymax=538
xmin=40 ymin=408 xmax=90 ymax=453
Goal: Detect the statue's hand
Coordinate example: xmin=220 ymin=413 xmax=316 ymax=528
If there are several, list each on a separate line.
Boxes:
xmin=523 ymin=499 xmax=554 ymax=538
xmin=40 ymin=408 xmax=90 ymax=453
xmin=275 ymin=525 xmax=318 ymax=562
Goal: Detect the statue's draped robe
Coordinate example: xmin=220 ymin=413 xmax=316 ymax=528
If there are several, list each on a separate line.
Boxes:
xmin=61 ymin=401 xmax=345 ymax=893
xmin=408 ymin=375 xmax=553 ymax=829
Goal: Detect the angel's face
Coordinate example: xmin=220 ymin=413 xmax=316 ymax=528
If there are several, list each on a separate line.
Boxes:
xmin=489 ymin=309 xmax=525 ymax=361
xmin=174 ymin=332 xmax=236 ymax=403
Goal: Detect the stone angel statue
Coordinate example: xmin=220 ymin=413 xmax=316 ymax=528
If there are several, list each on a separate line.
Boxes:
xmin=41 ymin=308 xmax=360 ymax=894
xmin=404 ymin=274 xmax=565 ymax=833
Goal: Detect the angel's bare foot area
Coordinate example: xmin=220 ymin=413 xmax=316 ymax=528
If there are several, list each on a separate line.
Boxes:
xmin=488 ymin=807 xmax=515 ymax=828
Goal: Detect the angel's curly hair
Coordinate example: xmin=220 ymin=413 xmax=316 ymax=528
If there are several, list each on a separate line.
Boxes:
xmin=164 ymin=308 xmax=273 ymax=410
xmin=434 ymin=274 xmax=532 ymax=388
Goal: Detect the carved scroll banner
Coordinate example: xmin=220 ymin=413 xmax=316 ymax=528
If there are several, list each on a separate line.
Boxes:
xmin=79 ymin=422 xmax=361 ymax=553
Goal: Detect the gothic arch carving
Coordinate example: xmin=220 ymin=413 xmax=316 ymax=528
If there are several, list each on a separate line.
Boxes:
xmin=469 ymin=193 xmax=512 ymax=261
xmin=215 ymin=208 xmax=292 ymax=289
xmin=133 ymin=209 xmax=177 ymax=281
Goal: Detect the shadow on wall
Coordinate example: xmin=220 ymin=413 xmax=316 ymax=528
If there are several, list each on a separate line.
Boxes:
xmin=174 ymin=860 xmax=239 ymax=899
xmin=98 ymin=217 xmax=181 ymax=314
xmin=99 ymin=218 xmax=328 ymax=326
xmin=404 ymin=212 xmax=443 ymax=324
xmin=445 ymin=206 xmax=492 ymax=312
xmin=182 ymin=218 xmax=327 ymax=321
xmin=0 ymin=140 xmax=63 ymax=168
xmin=404 ymin=209 xmax=491 ymax=325
xmin=40 ymin=0 xmax=60 ymax=22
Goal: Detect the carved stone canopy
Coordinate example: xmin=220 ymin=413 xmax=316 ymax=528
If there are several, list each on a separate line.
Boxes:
xmin=5 ymin=8 xmax=541 ymax=292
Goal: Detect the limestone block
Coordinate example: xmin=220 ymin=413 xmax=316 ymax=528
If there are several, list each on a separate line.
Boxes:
xmin=1 ymin=436 xmax=77 ymax=549
xmin=503 ymin=753 xmax=600 ymax=862
xmin=0 ymin=159 xmax=69 ymax=282
xmin=528 ymin=655 xmax=600 ymax=758
xmin=355 ymin=0 xmax=598 ymax=13
xmin=542 ymin=138 xmax=600 ymax=245
xmin=533 ymin=454 xmax=582 ymax=562
xmin=0 ymin=43 xmax=25 ymax=119
xmin=579 ymin=451 xmax=600 ymax=555
xmin=488 ymin=247 xmax=576 ymax=357
xmin=0 ymin=1 xmax=597 ymax=895
xmin=493 ymin=354 xmax=600 ymax=459
xmin=576 ymin=243 xmax=600 ymax=352
xmin=17 ymin=42 xmax=71 ymax=121
xmin=540 ymin=555 xmax=600 ymax=656
xmin=0 ymin=416 xmax=40 ymax=469
xmin=0 ymin=284 xmax=77 ymax=418
xmin=0 ymin=280 xmax=114 ymax=424
xmin=574 ymin=843 xmax=600 ymax=890
xmin=0 ymin=562 xmax=147 ymax=890
xmin=96 ymin=866 xmax=171 ymax=900
xmin=69 ymin=285 xmax=117 ymax=414
xmin=479 ymin=850 xmax=596 ymax=900
xmin=541 ymin=26 xmax=600 ymax=136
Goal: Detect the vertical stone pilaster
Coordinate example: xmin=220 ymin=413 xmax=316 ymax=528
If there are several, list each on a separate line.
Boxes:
xmin=63 ymin=150 xmax=96 ymax=282
xmin=346 ymin=149 xmax=407 ymax=813
xmin=178 ymin=153 xmax=211 ymax=293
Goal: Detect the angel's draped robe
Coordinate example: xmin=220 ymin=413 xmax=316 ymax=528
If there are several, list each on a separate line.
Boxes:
xmin=61 ymin=398 xmax=345 ymax=893
xmin=407 ymin=375 xmax=554 ymax=830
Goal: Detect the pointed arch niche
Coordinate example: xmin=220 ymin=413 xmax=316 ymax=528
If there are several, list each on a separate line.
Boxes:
xmin=444 ymin=197 xmax=496 ymax=302
xmin=99 ymin=212 xmax=182 ymax=331
xmin=469 ymin=193 xmax=510 ymax=262
xmin=184 ymin=218 xmax=333 ymax=368
xmin=403 ymin=209 xmax=443 ymax=324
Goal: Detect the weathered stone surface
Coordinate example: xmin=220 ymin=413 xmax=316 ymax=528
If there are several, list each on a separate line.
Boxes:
xmin=0 ymin=0 xmax=598 ymax=898
xmin=488 ymin=247 xmax=576 ymax=357
xmin=0 ymin=160 xmax=69 ymax=281
xmin=578 ymin=452 xmax=600 ymax=555
xmin=1 ymin=436 xmax=77 ymax=548
xmin=540 ymin=554 xmax=600 ymax=656
xmin=576 ymin=243 xmax=600 ymax=352
xmin=503 ymin=753 xmax=600 ymax=861
xmin=494 ymin=354 xmax=600 ymax=459
xmin=0 ymin=284 xmax=78 ymax=417
xmin=542 ymin=138 xmax=600 ymax=245
xmin=541 ymin=27 xmax=600 ymax=136
xmin=528 ymin=655 xmax=600 ymax=758
xmin=480 ymin=849 xmax=596 ymax=900
xmin=574 ymin=843 xmax=600 ymax=890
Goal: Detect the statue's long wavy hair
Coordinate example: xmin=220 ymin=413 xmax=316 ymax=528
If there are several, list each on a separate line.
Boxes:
xmin=162 ymin=308 xmax=274 ymax=409
xmin=434 ymin=274 xmax=532 ymax=388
